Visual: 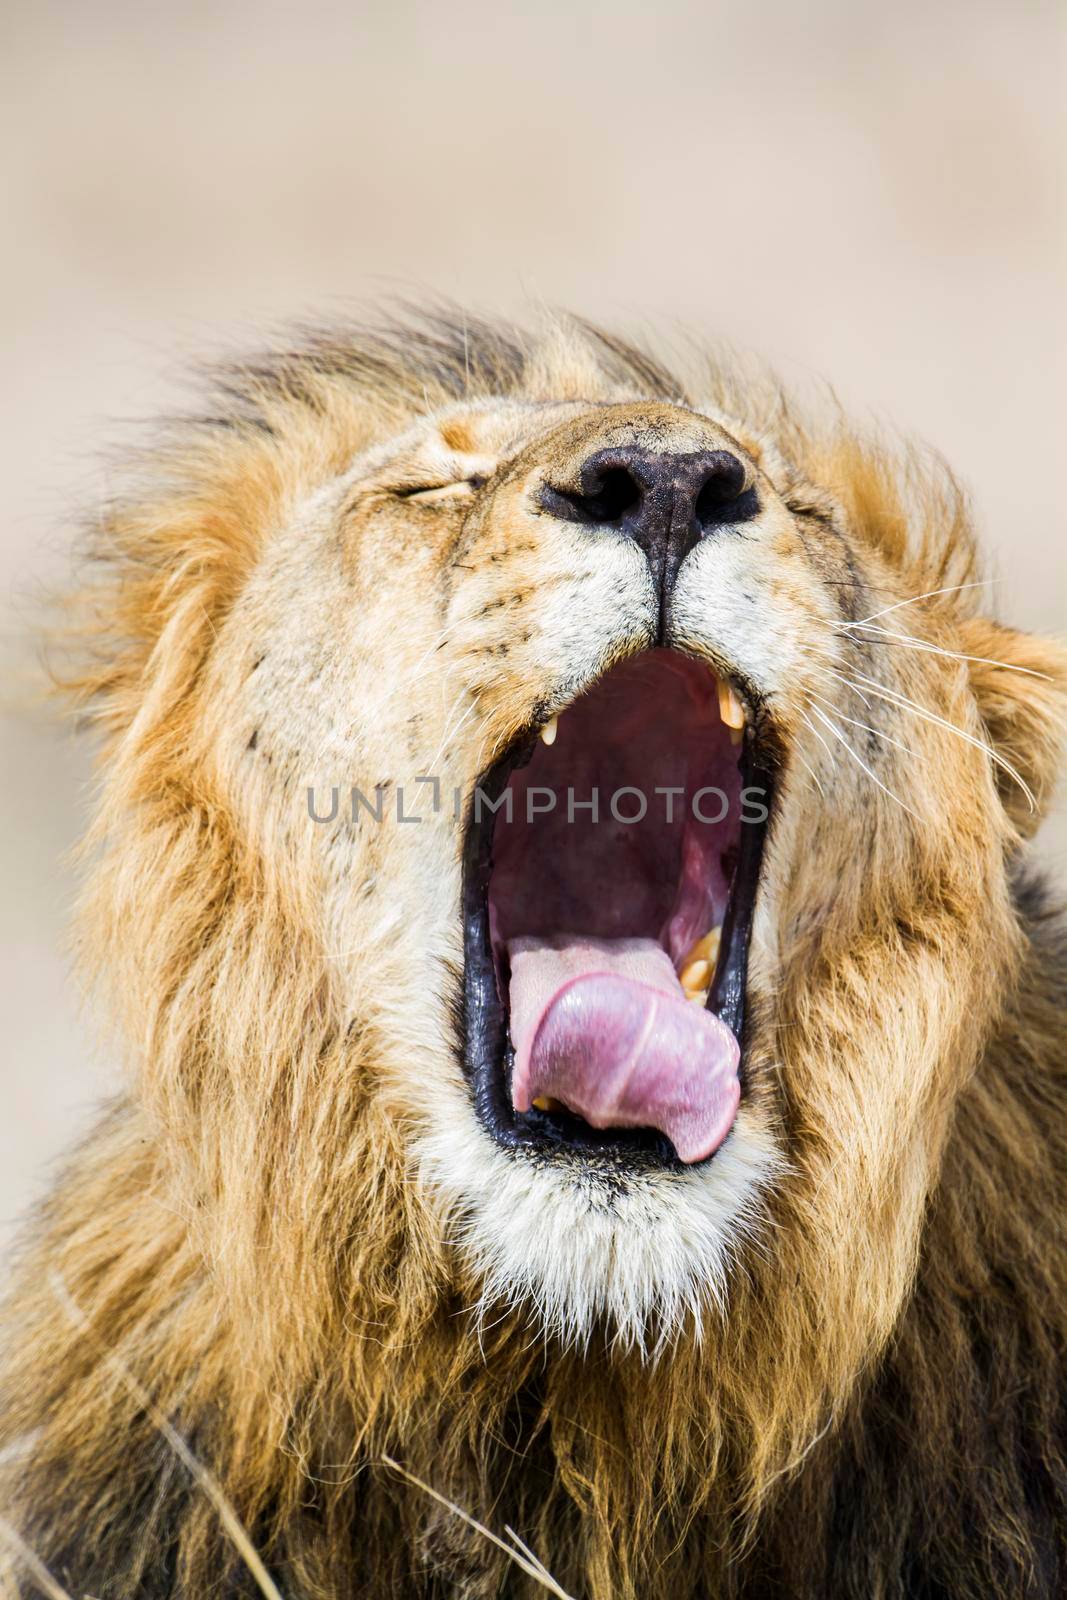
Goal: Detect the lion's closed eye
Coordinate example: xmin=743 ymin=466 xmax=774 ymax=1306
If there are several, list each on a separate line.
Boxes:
xmin=394 ymin=473 xmax=488 ymax=504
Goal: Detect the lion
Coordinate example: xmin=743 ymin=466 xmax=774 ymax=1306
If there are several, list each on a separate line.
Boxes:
xmin=0 ymin=311 xmax=1064 ymax=1599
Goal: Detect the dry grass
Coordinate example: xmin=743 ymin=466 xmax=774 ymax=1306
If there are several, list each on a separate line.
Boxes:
xmin=381 ymin=1456 xmax=577 ymax=1599
xmin=0 ymin=1519 xmax=74 ymax=1600
xmin=35 ymin=1276 xmax=282 ymax=1600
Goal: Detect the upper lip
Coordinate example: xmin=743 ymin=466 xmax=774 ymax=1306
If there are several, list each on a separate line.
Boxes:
xmin=459 ymin=645 xmax=775 ymax=1168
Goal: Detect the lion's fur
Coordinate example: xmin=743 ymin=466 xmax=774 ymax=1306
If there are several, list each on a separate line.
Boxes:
xmin=1 ymin=312 xmax=1065 ymax=1597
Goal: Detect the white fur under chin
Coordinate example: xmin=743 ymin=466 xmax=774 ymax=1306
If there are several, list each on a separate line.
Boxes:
xmin=417 ymin=1093 xmax=782 ymax=1356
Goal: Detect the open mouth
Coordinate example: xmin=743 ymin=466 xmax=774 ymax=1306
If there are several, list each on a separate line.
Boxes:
xmin=461 ymin=649 xmax=772 ymax=1168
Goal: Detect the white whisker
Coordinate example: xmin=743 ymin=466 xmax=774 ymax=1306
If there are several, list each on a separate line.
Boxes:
xmin=808 ymin=705 xmax=920 ymax=820
xmin=833 ymin=621 xmax=1050 ymax=680
xmin=404 ymin=623 xmax=456 ymax=687
xmin=852 ymin=578 xmax=995 ymax=626
xmin=810 ymin=653 xmax=874 ymax=709
xmin=839 ymin=667 xmax=1035 ymax=813
xmin=793 ymin=745 xmax=826 ymax=798
xmin=807 ymin=691 xmax=918 ymax=760
xmin=799 ymin=707 xmax=841 ymax=772
xmin=428 ymin=697 xmax=479 ymax=771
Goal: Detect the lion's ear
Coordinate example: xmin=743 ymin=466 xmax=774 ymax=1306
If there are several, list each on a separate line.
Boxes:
xmin=959 ymin=617 xmax=1067 ymax=838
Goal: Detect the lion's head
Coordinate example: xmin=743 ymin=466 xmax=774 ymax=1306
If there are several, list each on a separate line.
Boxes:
xmin=11 ymin=312 xmax=1065 ymax=1596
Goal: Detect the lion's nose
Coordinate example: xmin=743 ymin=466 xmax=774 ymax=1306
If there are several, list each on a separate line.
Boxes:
xmin=539 ymin=445 xmax=757 ymax=609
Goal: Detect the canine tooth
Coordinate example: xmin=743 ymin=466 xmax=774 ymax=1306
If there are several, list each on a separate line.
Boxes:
xmin=540 ymin=715 xmax=558 ymax=746
xmin=532 ymin=1094 xmax=564 ymax=1112
xmin=680 ymin=958 xmax=711 ymax=992
xmin=686 ymin=987 xmax=709 ymax=1003
xmin=717 ymin=680 xmax=745 ymax=734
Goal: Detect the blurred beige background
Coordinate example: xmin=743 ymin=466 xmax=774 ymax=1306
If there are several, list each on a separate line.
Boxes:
xmin=1 ymin=0 xmax=1064 ymax=1241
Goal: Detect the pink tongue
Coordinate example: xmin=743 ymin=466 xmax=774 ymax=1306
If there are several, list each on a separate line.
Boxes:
xmin=508 ymin=936 xmax=740 ymax=1164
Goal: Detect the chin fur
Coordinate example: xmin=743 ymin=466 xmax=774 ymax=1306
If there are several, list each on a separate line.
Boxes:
xmin=416 ymin=1086 xmax=783 ymax=1354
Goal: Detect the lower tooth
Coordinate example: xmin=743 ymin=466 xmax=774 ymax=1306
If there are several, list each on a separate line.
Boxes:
xmin=685 ymin=928 xmax=722 ymax=968
xmin=680 ymin=957 xmax=711 ymax=991
xmin=532 ymin=1095 xmax=564 ymax=1113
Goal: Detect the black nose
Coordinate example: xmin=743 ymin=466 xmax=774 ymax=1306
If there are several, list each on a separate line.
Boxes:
xmin=540 ymin=446 xmax=758 ymax=619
